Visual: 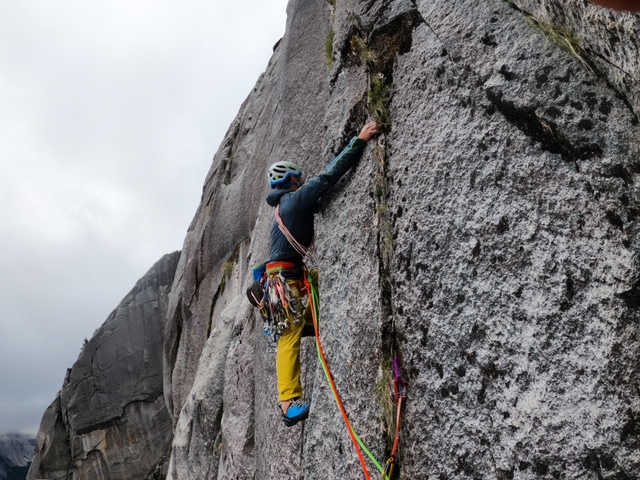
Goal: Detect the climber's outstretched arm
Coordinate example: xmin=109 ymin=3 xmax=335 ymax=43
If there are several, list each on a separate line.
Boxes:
xmin=292 ymin=121 xmax=379 ymax=210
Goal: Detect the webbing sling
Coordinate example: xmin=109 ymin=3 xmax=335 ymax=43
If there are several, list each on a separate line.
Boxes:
xmin=275 ymin=205 xmax=309 ymax=259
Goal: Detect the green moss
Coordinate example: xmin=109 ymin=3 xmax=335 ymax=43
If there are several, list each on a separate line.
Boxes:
xmin=351 ymin=35 xmax=378 ymax=68
xmin=376 ymin=357 xmax=397 ymax=446
xmin=223 ymin=158 xmax=233 ymax=185
xmin=223 ymin=257 xmax=235 ymax=279
xmin=374 ymin=176 xmax=384 ymax=199
xmin=208 ymin=242 xmax=243 ymax=336
xmin=325 ymin=28 xmax=334 ymax=67
xmin=368 ymin=73 xmax=392 ymax=129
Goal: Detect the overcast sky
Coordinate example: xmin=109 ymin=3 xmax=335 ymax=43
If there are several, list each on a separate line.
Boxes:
xmin=0 ymin=0 xmax=289 ymax=436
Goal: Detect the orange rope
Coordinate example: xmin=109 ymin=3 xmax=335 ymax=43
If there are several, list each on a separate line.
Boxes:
xmin=305 ymin=271 xmax=372 ymax=480
xmin=273 ymin=204 xmax=376 ymax=478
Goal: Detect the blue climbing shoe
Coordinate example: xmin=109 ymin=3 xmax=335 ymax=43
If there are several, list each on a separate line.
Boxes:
xmin=282 ymin=401 xmax=310 ymax=427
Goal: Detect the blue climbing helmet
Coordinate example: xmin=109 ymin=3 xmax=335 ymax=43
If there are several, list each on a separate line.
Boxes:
xmin=268 ymin=161 xmax=303 ymax=188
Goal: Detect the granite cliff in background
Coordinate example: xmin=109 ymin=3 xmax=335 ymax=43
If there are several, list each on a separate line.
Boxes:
xmin=27 ymin=252 xmax=180 ymax=480
xmin=27 ymin=0 xmax=640 ymax=478
xmin=0 ymin=434 xmax=34 ymax=480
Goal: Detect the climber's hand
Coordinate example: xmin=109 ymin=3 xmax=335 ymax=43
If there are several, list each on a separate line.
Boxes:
xmin=358 ymin=121 xmax=379 ymax=141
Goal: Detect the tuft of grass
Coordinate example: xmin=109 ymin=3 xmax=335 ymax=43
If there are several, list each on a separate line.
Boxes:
xmin=528 ymin=17 xmax=594 ymax=74
xmin=223 ymin=257 xmax=235 ymax=279
xmin=373 ymin=146 xmax=386 ymax=199
xmin=373 ymin=144 xmax=386 ymax=167
xmin=219 ymin=242 xmax=241 ymax=295
xmin=325 ymin=28 xmax=334 ymax=67
xmin=351 ymin=35 xmax=378 ymax=68
xmin=369 ymin=73 xmax=392 ymax=129
xmin=376 ymin=357 xmax=397 ymax=445
xmin=374 ymin=175 xmax=384 ymax=199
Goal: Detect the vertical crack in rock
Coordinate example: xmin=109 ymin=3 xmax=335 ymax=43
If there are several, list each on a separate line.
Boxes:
xmin=373 ymin=137 xmax=394 ymax=336
xmin=345 ymin=3 xmax=424 ymax=459
xmin=368 ymin=7 xmax=422 ymax=77
xmin=223 ymin=123 xmax=242 ymax=187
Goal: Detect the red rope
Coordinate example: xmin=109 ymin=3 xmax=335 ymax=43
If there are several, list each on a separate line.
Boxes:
xmin=305 ymin=271 xmax=372 ymax=480
xmin=384 ymin=356 xmax=406 ymax=479
xmin=274 ymin=204 xmax=373 ymax=478
xmin=391 ymin=383 xmax=403 ymax=457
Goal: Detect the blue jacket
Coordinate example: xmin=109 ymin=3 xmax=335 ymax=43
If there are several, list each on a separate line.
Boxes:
xmin=266 ymin=137 xmax=367 ymax=263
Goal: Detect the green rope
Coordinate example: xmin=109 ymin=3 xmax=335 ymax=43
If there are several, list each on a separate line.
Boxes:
xmin=307 ymin=274 xmax=389 ymax=479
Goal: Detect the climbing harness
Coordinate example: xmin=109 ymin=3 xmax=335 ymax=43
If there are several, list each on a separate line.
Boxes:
xmin=249 ymin=261 xmax=308 ymax=344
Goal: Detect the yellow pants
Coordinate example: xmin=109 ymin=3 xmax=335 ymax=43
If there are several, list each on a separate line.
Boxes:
xmin=276 ymin=269 xmax=318 ymax=402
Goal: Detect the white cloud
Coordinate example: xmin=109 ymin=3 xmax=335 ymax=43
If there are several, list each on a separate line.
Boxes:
xmin=0 ymin=0 xmax=289 ymax=435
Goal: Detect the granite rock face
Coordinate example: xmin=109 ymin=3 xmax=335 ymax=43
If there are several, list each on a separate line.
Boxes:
xmin=27 ymin=252 xmax=180 ymax=480
xmin=163 ymin=0 xmax=639 ymax=479
xmin=26 ymin=0 xmax=640 ymax=478
xmin=0 ymin=433 xmax=34 ymax=480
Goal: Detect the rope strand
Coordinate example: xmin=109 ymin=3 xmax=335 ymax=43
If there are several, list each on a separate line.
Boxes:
xmin=275 ymin=205 xmax=309 ymax=259
xmin=275 ymin=202 xmax=389 ymax=479
xmin=305 ymin=272 xmax=378 ymax=479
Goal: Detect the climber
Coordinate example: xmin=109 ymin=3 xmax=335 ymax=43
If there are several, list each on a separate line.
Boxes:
xmin=589 ymin=0 xmax=640 ymax=11
xmin=264 ymin=120 xmax=379 ymax=427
